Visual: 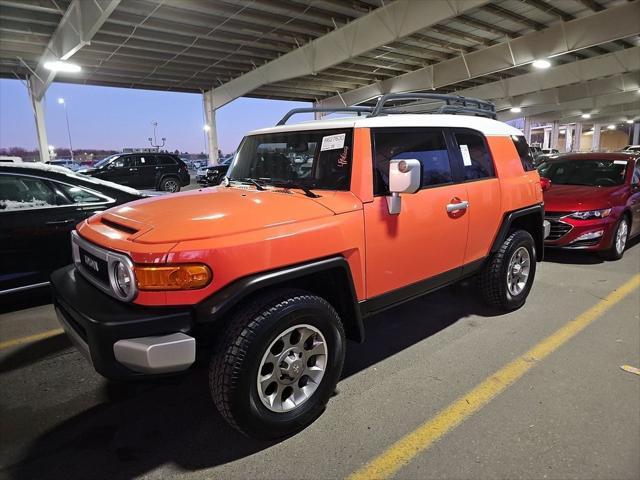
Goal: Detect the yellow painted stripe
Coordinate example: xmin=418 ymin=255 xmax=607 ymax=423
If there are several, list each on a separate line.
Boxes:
xmin=0 ymin=328 xmax=64 ymax=350
xmin=350 ymin=274 xmax=640 ymax=480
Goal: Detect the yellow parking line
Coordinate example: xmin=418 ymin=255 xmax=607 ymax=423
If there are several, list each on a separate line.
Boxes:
xmin=0 ymin=328 xmax=64 ymax=351
xmin=349 ymin=273 xmax=640 ymax=480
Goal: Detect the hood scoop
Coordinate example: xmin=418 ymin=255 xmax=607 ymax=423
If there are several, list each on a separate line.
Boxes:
xmin=101 ymin=218 xmax=139 ymax=235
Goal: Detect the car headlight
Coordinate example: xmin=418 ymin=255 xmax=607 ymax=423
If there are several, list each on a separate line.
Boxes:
xmin=112 ymin=260 xmax=135 ymax=300
xmin=569 ymin=208 xmax=611 ymax=220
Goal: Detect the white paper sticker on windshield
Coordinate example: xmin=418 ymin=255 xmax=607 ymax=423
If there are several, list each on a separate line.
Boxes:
xmin=614 ymin=160 xmax=628 ymax=165
xmin=321 ymin=133 xmax=346 ymax=151
xmin=460 ymin=144 xmax=472 ymax=166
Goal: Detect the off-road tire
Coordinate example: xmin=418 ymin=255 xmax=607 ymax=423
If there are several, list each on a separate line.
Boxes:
xmin=599 ymin=216 xmax=629 ymax=261
xmin=209 ymin=288 xmax=345 ymax=439
xmin=480 ymin=229 xmax=536 ymax=311
xmin=159 ymin=176 xmax=181 ymax=192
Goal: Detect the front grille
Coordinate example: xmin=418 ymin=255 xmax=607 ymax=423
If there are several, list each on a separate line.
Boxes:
xmin=79 ymin=247 xmax=109 ymax=286
xmin=545 ymin=213 xmax=572 ymax=241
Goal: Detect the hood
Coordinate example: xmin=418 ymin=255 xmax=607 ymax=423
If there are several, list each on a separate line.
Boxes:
xmin=95 ymin=186 xmax=339 ymax=244
xmin=543 ymin=184 xmax=626 ymax=212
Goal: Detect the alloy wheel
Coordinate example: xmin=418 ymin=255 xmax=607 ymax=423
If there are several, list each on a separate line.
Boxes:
xmin=257 ymin=324 xmax=328 ymax=413
xmin=506 ymin=246 xmax=530 ymax=296
xmin=615 ymin=219 xmax=628 ymax=255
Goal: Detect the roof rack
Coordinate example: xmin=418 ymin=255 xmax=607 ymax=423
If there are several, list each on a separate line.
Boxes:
xmin=276 ymin=106 xmax=374 ymax=126
xmin=276 ymin=93 xmax=497 ymax=126
xmin=369 ymin=93 xmax=496 ymax=119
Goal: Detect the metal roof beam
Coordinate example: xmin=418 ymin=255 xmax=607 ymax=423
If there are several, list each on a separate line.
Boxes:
xmin=30 ymin=0 xmax=120 ymax=100
xmin=209 ymin=0 xmax=490 ymax=109
xmin=318 ymin=2 xmax=640 ymax=108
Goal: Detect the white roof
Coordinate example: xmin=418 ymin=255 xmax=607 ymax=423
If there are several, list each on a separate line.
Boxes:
xmin=0 ymin=162 xmax=142 ymax=196
xmin=248 ymin=114 xmax=522 ymax=137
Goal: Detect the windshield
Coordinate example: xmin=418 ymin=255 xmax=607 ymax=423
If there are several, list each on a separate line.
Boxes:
xmin=227 ymin=129 xmax=353 ymax=191
xmin=93 ymin=154 xmax=119 ymax=168
xmin=538 ymin=159 xmax=627 ymax=187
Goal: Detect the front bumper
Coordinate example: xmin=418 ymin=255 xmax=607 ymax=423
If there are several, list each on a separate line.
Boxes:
xmin=52 ymin=265 xmax=195 ymax=380
xmin=544 ymin=214 xmax=617 ymax=250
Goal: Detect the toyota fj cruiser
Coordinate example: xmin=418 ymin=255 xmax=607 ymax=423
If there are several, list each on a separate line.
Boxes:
xmin=52 ymin=94 xmax=548 ymax=439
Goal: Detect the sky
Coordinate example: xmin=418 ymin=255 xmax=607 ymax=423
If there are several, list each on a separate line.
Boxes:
xmin=0 ymin=79 xmax=311 ymax=154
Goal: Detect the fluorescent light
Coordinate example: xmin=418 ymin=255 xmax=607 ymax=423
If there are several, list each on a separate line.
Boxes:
xmin=203 ymin=125 xmax=211 ymax=131
xmin=57 ymin=97 xmax=65 ymax=104
xmin=607 ymin=124 xmax=616 ymax=130
xmin=581 ymin=113 xmax=591 ymax=119
xmin=532 ymin=59 xmax=551 ymax=69
xmin=510 ymin=107 xmax=522 ymax=113
xmin=43 ymin=61 xmax=81 ymax=73
xmin=626 ymin=119 xmax=634 ymax=124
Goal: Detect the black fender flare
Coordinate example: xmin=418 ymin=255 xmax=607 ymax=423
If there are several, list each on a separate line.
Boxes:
xmin=195 ymin=256 xmax=365 ymax=342
xmin=491 ymin=203 xmax=545 ymax=260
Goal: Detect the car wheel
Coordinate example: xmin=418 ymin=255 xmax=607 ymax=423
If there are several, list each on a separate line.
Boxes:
xmin=600 ymin=216 xmax=629 ymax=261
xmin=160 ymin=176 xmax=180 ymax=192
xmin=210 ymin=289 xmax=345 ymax=439
xmin=480 ymin=230 xmax=537 ymax=311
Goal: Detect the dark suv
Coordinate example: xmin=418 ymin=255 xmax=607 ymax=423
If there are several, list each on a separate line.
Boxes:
xmin=80 ymin=153 xmax=190 ymax=192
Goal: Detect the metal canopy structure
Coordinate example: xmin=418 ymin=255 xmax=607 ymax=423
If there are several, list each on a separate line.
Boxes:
xmin=1 ymin=0 xmax=639 ymax=162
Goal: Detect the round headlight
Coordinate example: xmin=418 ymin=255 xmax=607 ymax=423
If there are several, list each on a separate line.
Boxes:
xmin=114 ymin=260 xmax=133 ymax=298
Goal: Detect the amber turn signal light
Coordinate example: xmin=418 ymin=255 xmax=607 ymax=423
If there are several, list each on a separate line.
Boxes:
xmin=134 ymin=264 xmax=212 ymax=291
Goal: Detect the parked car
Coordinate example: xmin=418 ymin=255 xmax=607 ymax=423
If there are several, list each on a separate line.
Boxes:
xmin=539 ymin=152 xmax=640 ymax=259
xmin=51 ymin=94 xmax=546 ymax=440
xmin=78 ymin=152 xmax=190 ymax=192
xmin=198 ymin=157 xmax=232 ymax=186
xmin=621 ymin=145 xmax=640 ymax=154
xmin=46 ymin=159 xmax=81 ymax=171
xmin=0 ymin=163 xmax=145 ymax=296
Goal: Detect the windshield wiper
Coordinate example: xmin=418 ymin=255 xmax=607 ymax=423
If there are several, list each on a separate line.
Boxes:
xmin=266 ymin=180 xmax=320 ymax=198
xmin=229 ymin=177 xmax=266 ymax=190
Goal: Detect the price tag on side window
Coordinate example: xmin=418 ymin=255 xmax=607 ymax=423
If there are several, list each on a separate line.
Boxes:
xmin=460 ymin=144 xmax=472 ymax=166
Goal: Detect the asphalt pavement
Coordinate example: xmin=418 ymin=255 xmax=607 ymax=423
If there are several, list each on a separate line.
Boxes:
xmin=0 ymin=240 xmax=638 ymax=480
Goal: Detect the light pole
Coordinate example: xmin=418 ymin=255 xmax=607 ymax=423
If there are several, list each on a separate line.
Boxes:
xmin=148 ymin=121 xmax=166 ymax=150
xmin=58 ymin=98 xmax=74 ymax=161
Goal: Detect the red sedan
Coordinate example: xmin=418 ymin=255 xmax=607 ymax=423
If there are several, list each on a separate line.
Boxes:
xmin=539 ymin=152 xmax=640 ymax=260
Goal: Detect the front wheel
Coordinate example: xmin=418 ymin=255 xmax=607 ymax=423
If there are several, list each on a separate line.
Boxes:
xmin=210 ymin=289 xmax=345 ymax=439
xmin=480 ymin=230 xmax=537 ymax=311
xmin=600 ymin=216 xmax=629 ymax=261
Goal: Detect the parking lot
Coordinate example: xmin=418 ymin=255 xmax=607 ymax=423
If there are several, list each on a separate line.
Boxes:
xmin=1 ymin=241 xmax=638 ymax=480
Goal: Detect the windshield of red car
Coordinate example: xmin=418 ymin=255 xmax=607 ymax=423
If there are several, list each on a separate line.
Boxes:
xmin=227 ymin=129 xmax=353 ymax=191
xmin=537 ymin=159 xmax=627 ymax=187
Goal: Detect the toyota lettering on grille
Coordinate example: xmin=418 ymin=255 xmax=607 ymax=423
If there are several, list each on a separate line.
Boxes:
xmin=84 ymin=255 xmax=99 ymax=272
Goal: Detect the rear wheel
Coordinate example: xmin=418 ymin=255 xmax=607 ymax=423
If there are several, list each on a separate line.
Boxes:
xmin=160 ymin=176 xmax=180 ymax=192
xmin=210 ymin=289 xmax=345 ymax=439
xmin=480 ymin=230 xmax=537 ymax=310
xmin=600 ymin=216 xmax=629 ymax=261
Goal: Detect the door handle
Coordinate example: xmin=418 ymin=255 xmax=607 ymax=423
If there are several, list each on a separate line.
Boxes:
xmin=46 ymin=219 xmax=75 ymax=226
xmin=446 ymin=200 xmax=469 ymax=213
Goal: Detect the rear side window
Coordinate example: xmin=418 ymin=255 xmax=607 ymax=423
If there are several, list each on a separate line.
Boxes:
xmin=0 ymin=174 xmax=58 ymax=210
xmin=135 ymin=155 xmax=156 ymax=167
xmin=452 ymin=130 xmax=494 ymax=180
xmin=158 ymin=155 xmax=177 ymax=165
xmin=373 ymin=129 xmax=452 ymax=194
xmin=512 ymin=135 xmax=536 ymax=171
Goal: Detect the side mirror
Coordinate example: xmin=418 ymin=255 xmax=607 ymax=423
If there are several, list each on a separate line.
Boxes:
xmin=387 ymin=159 xmax=421 ymax=215
xmin=540 ymin=177 xmax=551 ymax=192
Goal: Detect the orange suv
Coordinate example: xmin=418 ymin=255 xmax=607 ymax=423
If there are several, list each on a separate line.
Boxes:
xmin=52 ymin=94 xmax=547 ymax=439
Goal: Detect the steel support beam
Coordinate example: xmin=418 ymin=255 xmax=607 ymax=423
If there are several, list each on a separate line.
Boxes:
xmin=203 ymin=90 xmax=219 ymax=165
xmin=592 ymin=123 xmax=602 ymax=151
xmin=210 ymin=0 xmax=489 ymax=110
xmin=319 ymin=2 xmax=640 ymax=108
xmin=30 ymin=0 xmax=121 ymax=100
xmin=27 ymin=77 xmax=50 ymax=163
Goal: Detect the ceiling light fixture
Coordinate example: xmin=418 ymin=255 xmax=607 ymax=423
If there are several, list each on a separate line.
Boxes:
xmin=510 ymin=107 xmax=522 ymax=113
xmin=581 ymin=113 xmax=591 ymax=119
xmin=532 ymin=59 xmax=551 ymax=69
xmin=607 ymin=124 xmax=616 ymax=130
xmin=626 ymin=119 xmax=634 ymax=124
xmin=43 ymin=60 xmax=81 ymax=73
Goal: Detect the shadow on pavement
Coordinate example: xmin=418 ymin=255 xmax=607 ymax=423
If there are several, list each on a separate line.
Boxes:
xmin=0 ymin=334 xmax=70 ymax=374
xmin=543 ymin=236 xmax=638 ymax=265
xmin=4 ymin=282 xmax=502 ymax=480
